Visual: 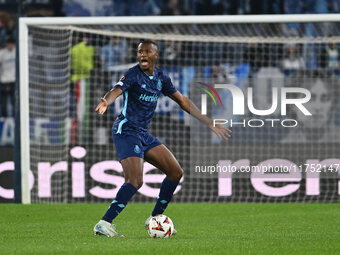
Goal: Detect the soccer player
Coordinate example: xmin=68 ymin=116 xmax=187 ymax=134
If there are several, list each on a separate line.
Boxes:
xmin=93 ymin=40 xmax=231 ymax=237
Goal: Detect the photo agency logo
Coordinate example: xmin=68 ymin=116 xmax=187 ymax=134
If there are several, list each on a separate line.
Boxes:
xmin=198 ymin=82 xmax=312 ymax=128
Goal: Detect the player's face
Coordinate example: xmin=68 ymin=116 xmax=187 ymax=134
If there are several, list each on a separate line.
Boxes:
xmin=295 ymin=79 xmax=332 ymax=129
xmin=137 ymin=43 xmax=158 ymax=74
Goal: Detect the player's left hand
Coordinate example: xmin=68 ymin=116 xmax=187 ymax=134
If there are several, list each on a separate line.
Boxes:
xmin=209 ymin=123 xmax=232 ymax=141
xmin=95 ymin=97 xmax=108 ymax=115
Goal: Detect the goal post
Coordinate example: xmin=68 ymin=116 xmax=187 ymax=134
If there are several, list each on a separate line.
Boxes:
xmin=17 ymin=14 xmax=340 ymax=204
xmin=16 ymin=18 xmax=30 ymax=204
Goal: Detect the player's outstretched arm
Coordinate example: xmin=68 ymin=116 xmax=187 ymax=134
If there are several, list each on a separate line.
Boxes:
xmin=169 ymin=91 xmax=232 ymax=141
xmin=95 ymin=87 xmax=123 ymax=115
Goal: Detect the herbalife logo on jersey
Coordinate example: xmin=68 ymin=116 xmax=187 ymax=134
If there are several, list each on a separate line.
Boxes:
xmin=199 ymin=83 xmax=312 ymax=128
xmin=139 ymin=93 xmax=159 ymax=102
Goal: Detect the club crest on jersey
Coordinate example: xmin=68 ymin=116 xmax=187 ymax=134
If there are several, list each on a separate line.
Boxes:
xmin=134 ymin=145 xmax=141 ymax=154
xmin=157 ymin=80 xmax=162 ymax=91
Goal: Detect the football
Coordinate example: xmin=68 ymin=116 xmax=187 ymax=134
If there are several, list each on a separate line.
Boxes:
xmin=147 ymin=215 xmax=174 ymax=238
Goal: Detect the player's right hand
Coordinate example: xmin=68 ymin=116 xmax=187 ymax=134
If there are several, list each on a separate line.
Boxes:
xmin=95 ymin=97 xmax=108 ymax=115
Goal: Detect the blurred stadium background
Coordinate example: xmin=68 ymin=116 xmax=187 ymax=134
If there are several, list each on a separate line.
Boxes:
xmin=1 ymin=0 xmax=340 ymax=204
xmin=1 ymin=1 xmax=340 ymax=254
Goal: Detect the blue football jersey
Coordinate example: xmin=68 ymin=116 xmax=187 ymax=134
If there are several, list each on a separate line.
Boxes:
xmin=112 ymin=64 xmax=177 ymax=135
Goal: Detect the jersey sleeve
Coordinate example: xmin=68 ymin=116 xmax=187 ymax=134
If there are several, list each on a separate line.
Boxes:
xmin=113 ymin=69 xmax=135 ymax=92
xmin=161 ymin=75 xmax=177 ymax=96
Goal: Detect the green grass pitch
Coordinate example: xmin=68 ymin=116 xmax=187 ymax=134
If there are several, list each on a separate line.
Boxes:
xmin=1 ymin=203 xmax=339 ymax=254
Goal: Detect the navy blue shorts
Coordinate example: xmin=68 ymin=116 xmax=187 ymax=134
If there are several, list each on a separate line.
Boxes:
xmin=113 ymin=132 xmax=162 ymax=161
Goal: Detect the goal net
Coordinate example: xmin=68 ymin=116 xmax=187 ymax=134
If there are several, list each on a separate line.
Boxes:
xmin=19 ymin=15 xmax=340 ymax=203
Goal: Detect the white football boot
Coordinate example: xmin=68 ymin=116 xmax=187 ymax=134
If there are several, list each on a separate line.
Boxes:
xmin=94 ymin=220 xmax=124 ymax=237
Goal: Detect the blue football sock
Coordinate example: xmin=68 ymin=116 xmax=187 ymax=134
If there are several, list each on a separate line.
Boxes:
xmin=152 ymin=177 xmax=179 ymax=216
xmin=102 ymin=182 xmax=137 ymax=223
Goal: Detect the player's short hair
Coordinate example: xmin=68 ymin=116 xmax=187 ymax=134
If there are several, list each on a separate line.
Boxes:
xmin=138 ymin=39 xmax=159 ymax=52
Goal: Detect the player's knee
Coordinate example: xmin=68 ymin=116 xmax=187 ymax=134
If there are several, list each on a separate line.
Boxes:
xmin=168 ymin=167 xmax=183 ymax=182
xmin=176 ymin=168 xmax=184 ymax=181
xmin=127 ymin=176 xmax=144 ymax=190
xmin=135 ymin=178 xmax=144 ymax=190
